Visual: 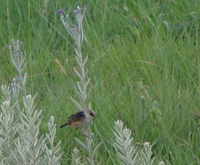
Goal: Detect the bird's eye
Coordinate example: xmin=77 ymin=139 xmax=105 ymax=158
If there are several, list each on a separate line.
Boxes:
xmin=89 ymin=112 xmax=95 ymax=117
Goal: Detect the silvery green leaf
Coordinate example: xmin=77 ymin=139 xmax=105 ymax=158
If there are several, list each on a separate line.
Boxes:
xmin=74 ymin=137 xmax=87 ymax=150
xmin=92 ymin=142 xmax=102 ymax=156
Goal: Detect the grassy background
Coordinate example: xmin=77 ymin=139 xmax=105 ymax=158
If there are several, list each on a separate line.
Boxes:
xmin=1 ymin=0 xmax=200 ymax=164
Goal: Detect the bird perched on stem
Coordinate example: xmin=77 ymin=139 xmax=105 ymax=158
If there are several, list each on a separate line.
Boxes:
xmin=60 ymin=109 xmax=95 ymax=130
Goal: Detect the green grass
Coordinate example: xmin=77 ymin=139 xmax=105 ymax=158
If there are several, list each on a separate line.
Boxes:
xmin=1 ymin=0 xmax=200 ymax=164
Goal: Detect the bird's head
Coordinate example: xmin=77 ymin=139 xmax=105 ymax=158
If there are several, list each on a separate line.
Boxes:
xmin=85 ymin=109 xmax=95 ymax=119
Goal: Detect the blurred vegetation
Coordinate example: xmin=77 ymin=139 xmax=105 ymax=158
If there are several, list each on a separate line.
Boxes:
xmin=0 ymin=0 xmax=200 ymax=164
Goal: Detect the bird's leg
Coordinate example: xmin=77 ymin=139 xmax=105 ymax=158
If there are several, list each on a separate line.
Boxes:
xmin=77 ymin=127 xmax=93 ymax=139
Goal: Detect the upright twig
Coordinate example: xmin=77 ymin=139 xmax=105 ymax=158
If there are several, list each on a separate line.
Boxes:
xmin=58 ymin=6 xmax=101 ymax=165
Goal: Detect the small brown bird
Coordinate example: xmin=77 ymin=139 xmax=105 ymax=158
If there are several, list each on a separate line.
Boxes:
xmin=60 ymin=109 xmax=95 ymax=129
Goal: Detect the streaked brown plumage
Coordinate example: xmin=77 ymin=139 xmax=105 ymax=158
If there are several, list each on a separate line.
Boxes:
xmin=60 ymin=109 xmax=95 ymax=129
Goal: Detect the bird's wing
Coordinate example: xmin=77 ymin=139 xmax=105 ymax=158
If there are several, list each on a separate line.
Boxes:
xmin=68 ymin=111 xmax=85 ymax=123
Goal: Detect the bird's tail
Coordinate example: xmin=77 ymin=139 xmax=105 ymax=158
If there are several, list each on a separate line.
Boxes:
xmin=60 ymin=122 xmax=69 ymax=129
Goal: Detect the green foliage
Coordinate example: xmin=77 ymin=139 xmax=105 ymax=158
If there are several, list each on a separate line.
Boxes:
xmin=58 ymin=6 xmax=102 ymax=165
xmin=1 ymin=0 xmax=200 ymax=164
xmin=0 ymin=39 xmax=62 ymax=164
xmin=113 ymin=120 xmax=165 ymax=165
